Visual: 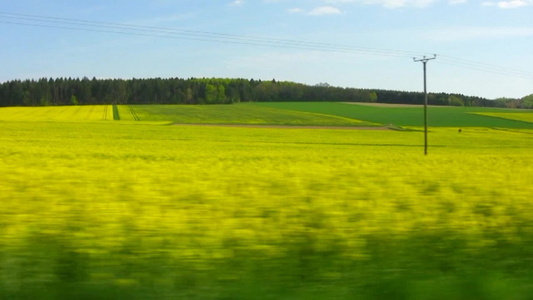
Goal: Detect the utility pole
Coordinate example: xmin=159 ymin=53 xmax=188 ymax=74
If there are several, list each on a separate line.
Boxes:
xmin=413 ymin=54 xmax=436 ymax=156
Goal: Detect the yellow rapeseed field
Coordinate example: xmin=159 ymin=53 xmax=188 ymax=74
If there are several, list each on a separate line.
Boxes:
xmin=0 ymin=106 xmax=532 ymax=299
xmin=473 ymin=112 xmax=533 ymax=124
xmin=0 ymin=105 xmax=113 ymax=121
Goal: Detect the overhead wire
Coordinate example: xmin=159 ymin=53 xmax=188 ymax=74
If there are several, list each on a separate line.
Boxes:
xmin=0 ymin=11 xmax=422 ymax=58
xmin=1 ymin=11 xmax=532 ymax=80
xmin=436 ymin=55 xmax=533 ymax=79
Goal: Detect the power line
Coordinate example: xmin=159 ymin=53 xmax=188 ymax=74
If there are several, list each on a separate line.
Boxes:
xmin=0 ymin=11 xmax=423 ymax=58
xmin=1 ymin=11 xmax=532 ymax=81
xmin=437 ymin=55 xmax=533 ymax=79
xmin=0 ymin=19 xmax=416 ymax=57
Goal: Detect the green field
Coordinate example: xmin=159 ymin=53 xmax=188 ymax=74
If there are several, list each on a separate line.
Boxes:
xmin=253 ymin=102 xmax=533 ymax=128
xmin=116 ymin=103 xmax=372 ymax=126
xmin=119 ymin=102 xmax=533 ymax=129
xmin=1 ymin=104 xmax=533 ymax=299
xmin=3 ymin=103 xmax=532 ymax=129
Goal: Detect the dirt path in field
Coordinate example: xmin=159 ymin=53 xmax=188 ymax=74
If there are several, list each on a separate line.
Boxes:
xmin=173 ymin=124 xmax=392 ymax=130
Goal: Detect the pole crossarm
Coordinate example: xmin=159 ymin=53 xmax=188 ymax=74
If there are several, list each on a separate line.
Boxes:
xmin=413 ymin=54 xmax=437 ymax=63
xmin=413 ymin=54 xmax=437 ymax=156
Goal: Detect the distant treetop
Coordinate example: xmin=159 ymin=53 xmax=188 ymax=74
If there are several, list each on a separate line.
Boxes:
xmin=0 ymin=77 xmax=525 ymax=108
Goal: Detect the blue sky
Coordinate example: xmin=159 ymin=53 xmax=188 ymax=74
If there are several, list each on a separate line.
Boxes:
xmin=0 ymin=0 xmax=532 ymax=99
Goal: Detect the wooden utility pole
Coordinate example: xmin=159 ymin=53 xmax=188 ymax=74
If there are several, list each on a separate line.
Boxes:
xmin=413 ymin=54 xmax=437 ymax=155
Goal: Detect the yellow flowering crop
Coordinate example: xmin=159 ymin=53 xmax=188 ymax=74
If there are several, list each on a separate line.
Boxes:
xmin=473 ymin=112 xmax=533 ymax=124
xmin=0 ymin=107 xmax=532 ymax=299
xmin=0 ymin=105 xmax=112 ymax=122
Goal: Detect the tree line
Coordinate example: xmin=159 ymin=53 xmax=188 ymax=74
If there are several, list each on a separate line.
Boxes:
xmin=0 ymin=77 xmax=529 ymax=108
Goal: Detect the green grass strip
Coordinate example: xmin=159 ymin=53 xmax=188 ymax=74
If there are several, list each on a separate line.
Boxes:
xmin=113 ymin=104 xmax=120 ymax=120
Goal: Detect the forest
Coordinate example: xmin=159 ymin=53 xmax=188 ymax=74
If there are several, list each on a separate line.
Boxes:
xmin=0 ymin=77 xmax=530 ymax=108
